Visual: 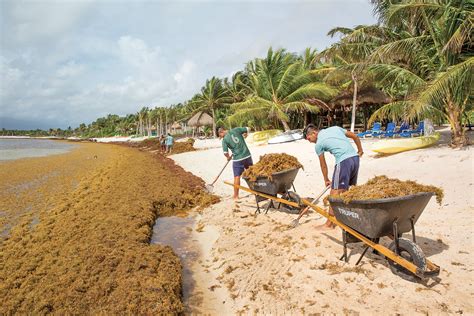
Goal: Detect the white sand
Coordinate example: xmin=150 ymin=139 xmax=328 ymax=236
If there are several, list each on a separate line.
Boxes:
xmin=171 ymin=127 xmax=474 ymax=315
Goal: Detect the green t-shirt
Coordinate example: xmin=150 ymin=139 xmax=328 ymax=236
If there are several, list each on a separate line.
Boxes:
xmin=222 ymin=127 xmax=251 ymax=161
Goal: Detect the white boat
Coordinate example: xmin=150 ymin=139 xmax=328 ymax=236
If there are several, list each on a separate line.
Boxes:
xmin=268 ymin=129 xmax=303 ymax=144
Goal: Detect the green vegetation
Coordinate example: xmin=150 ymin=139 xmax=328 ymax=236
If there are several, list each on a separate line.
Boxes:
xmin=4 ymin=0 xmax=472 ymax=147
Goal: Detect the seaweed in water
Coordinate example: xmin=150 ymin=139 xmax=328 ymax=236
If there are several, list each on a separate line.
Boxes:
xmin=337 ymin=175 xmax=444 ymax=205
xmin=242 ymin=153 xmax=303 ymax=181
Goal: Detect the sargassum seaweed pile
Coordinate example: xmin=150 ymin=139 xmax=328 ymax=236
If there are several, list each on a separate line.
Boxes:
xmin=337 ymin=175 xmax=444 ymax=204
xmin=242 ymin=153 xmax=303 ymax=181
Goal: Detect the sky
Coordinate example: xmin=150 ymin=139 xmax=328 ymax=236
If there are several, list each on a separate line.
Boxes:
xmin=0 ymin=0 xmax=377 ymax=130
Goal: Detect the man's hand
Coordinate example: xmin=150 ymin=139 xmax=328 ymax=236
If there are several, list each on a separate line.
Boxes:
xmin=358 ymin=151 xmax=364 ymax=157
xmin=226 ymin=155 xmax=232 ymax=161
xmin=325 ymin=179 xmax=332 ymax=187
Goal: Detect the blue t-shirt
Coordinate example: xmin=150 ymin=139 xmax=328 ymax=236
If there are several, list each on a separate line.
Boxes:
xmin=315 ymin=126 xmax=358 ymax=164
xmin=165 ymin=135 xmax=173 ymax=146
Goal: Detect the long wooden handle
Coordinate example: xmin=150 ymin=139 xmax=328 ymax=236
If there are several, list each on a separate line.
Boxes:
xmin=211 ymin=156 xmax=232 ymax=185
xmin=294 ymin=185 xmax=330 ymax=222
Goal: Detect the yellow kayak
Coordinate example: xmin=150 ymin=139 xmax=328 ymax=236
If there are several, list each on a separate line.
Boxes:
xmin=372 ymin=133 xmax=440 ymax=154
xmin=251 ymin=129 xmax=282 ymax=145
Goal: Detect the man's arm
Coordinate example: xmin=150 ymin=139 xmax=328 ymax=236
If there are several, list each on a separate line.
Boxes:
xmin=222 ymin=141 xmax=232 ymax=161
xmin=345 ymin=131 xmax=364 ymax=157
xmin=318 ymin=154 xmax=331 ymax=187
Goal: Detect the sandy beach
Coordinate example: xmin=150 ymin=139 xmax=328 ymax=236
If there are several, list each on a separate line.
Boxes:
xmin=171 ymin=127 xmax=474 ymax=315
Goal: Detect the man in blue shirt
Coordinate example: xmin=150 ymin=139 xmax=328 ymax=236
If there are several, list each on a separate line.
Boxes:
xmin=303 ymin=124 xmax=363 ymax=229
xmin=165 ymin=133 xmax=173 ymax=153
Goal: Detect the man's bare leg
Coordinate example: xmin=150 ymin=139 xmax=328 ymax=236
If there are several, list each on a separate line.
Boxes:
xmin=233 ymin=176 xmax=240 ymax=200
xmin=319 ymin=188 xmax=345 ymax=229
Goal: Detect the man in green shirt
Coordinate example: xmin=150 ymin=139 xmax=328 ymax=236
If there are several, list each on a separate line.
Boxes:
xmin=218 ymin=127 xmax=253 ymax=199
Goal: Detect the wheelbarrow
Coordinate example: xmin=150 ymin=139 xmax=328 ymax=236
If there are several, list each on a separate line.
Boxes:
xmin=329 ymin=192 xmax=439 ymax=281
xmin=224 ymin=180 xmax=440 ymax=282
xmin=243 ymin=167 xmax=301 ymax=214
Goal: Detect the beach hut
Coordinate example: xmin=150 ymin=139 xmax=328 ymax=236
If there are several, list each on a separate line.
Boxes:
xmin=171 ymin=122 xmax=182 ymax=135
xmin=329 ymin=87 xmax=391 ymax=131
xmin=187 ymin=111 xmax=214 ymax=137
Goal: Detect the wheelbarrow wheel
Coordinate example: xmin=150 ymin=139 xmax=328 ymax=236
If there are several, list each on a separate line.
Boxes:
xmin=387 ymin=238 xmax=427 ymax=282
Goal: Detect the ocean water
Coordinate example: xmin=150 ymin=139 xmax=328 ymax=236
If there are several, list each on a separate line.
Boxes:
xmin=0 ymin=138 xmax=77 ymax=161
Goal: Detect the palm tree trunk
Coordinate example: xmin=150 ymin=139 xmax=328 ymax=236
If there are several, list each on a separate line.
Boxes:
xmin=211 ymin=107 xmax=217 ymax=138
xmin=447 ymin=103 xmax=468 ymax=148
xmin=350 ymin=72 xmax=358 ymax=133
xmin=280 ymin=119 xmax=291 ymax=131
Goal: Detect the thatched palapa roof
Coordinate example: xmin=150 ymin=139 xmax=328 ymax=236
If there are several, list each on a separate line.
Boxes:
xmin=187 ymin=111 xmax=213 ymax=127
xmin=330 ymin=87 xmax=390 ymax=109
xmin=171 ymin=122 xmax=182 ymax=129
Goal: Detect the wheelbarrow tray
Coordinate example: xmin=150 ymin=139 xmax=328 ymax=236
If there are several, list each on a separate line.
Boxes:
xmin=329 ymin=192 xmax=433 ymax=239
xmin=243 ymin=167 xmax=300 ymax=196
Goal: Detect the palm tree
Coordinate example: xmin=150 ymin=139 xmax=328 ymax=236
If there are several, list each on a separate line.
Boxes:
xmin=329 ymin=0 xmax=473 ymax=147
xmin=229 ymin=48 xmax=338 ymax=131
xmin=189 ymin=77 xmax=232 ymax=137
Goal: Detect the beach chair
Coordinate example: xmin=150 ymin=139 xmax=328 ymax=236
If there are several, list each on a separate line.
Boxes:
xmin=381 ymin=122 xmax=396 ymax=138
xmin=357 ymin=122 xmax=382 ymax=138
xmin=400 ymin=121 xmax=424 ymax=137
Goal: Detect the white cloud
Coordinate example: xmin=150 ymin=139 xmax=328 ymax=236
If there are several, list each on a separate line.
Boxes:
xmin=56 ymin=61 xmax=85 ymax=78
xmin=174 ymin=60 xmax=196 ymax=84
xmin=0 ymin=56 xmax=24 ymax=99
xmin=118 ymin=36 xmax=163 ymax=72
xmin=7 ymin=0 xmax=93 ymax=43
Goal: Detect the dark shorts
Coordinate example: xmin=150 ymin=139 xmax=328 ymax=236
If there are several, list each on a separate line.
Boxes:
xmin=233 ymin=156 xmax=253 ymax=177
xmin=332 ymin=156 xmax=359 ymax=190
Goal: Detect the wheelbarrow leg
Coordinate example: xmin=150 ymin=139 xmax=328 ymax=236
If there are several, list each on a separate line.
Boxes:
xmin=372 ymin=238 xmax=380 ymax=255
xmin=393 ymin=221 xmax=400 ymax=255
xmin=254 ymin=195 xmax=261 ymax=214
xmin=356 ymin=246 xmax=370 ymax=265
xmin=410 ymin=216 xmax=417 ymax=243
xmin=265 ymin=199 xmax=275 ymax=214
xmin=340 ymin=230 xmax=349 ymax=263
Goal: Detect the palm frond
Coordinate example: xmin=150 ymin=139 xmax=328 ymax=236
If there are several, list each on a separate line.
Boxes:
xmin=284 ymin=101 xmax=320 ymax=113
xmin=284 ymin=83 xmax=338 ymax=103
xmin=276 ymin=62 xmax=303 ymax=99
xmin=368 ymin=101 xmax=413 ymax=126
xmin=231 ymin=96 xmax=274 ymax=111
xmin=228 ymin=106 xmax=270 ymax=124
xmin=442 ymin=12 xmax=474 ymax=54
xmin=368 ymin=35 xmax=430 ymax=64
xmin=368 ymin=63 xmax=426 ymax=90
xmin=327 ymin=27 xmax=354 ymax=38
xmin=417 ymin=57 xmax=474 ymax=110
